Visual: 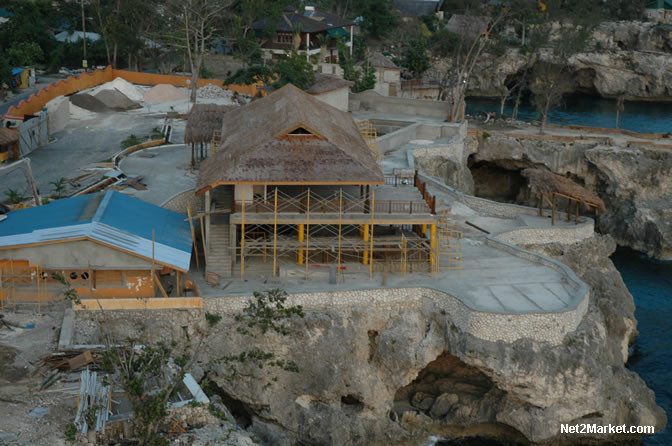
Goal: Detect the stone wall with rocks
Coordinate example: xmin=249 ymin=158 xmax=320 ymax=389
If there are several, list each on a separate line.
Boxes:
xmin=493 ymin=219 xmax=595 ymax=246
xmin=161 ymin=188 xmax=205 ymax=215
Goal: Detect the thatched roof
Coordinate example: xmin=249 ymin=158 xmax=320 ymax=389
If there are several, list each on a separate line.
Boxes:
xmin=0 ymin=127 xmax=19 ymax=146
xmin=522 ymin=168 xmax=606 ymax=211
xmin=184 ymin=104 xmax=236 ymax=145
xmin=306 ymin=74 xmax=354 ymax=94
xmin=196 ymin=84 xmax=383 ymax=194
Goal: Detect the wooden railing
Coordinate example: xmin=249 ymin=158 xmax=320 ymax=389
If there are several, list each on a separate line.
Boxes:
xmin=234 ymin=198 xmax=431 ymax=215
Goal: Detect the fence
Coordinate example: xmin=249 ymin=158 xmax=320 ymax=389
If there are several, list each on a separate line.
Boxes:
xmin=4 ymin=66 xmax=262 ymax=120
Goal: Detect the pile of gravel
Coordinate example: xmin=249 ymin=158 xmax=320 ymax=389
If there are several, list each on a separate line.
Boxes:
xmin=94 ymin=89 xmax=142 ymax=110
xmin=197 ymin=83 xmax=232 ymax=99
xmin=70 ymin=93 xmax=110 ymax=112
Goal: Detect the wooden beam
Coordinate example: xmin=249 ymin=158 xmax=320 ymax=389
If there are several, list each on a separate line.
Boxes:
xmin=153 ymin=271 xmax=168 ymax=298
xmin=74 ymin=297 xmax=203 ymax=311
xmin=187 ymin=203 xmax=200 ymax=271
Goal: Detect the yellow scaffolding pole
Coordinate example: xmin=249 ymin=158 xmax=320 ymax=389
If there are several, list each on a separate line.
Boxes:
xmin=273 ymin=187 xmax=278 ymax=278
xmin=362 ymin=224 xmax=369 ymax=265
xmin=36 ymin=264 xmax=41 ymax=313
xmin=241 ymin=188 xmax=246 ymax=280
xmin=297 ymin=224 xmax=304 ymax=265
xmin=0 ymin=268 xmax=4 ymax=312
xmin=401 ymin=234 xmax=407 ymax=278
xmin=430 ymin=223 xmax=437 ymax=275
xmin=305 ymin=188 xmax=310 ymax=280
xmin=369 ymin=190 xmax=375 ymax=279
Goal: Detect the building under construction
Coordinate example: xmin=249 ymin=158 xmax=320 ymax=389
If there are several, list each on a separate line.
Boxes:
xmin=195 ymin=84 xmax=461 ymax=281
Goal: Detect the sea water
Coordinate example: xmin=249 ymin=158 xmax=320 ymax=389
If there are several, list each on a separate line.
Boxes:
xmin=612 ymin=248 xmax=672 ymax=445
xmin=466 ymin=95 xmax=672 ymax=134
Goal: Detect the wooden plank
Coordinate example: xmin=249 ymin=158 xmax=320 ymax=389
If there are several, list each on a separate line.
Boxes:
xmin=74 ymin=297 xmax=203 ymax=311
xmin=153 ymin=272 xmax=169 ymax=298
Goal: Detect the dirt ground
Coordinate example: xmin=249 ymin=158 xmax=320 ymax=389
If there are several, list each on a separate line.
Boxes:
xmin=0 ymin=303 xmax=74 ymax=446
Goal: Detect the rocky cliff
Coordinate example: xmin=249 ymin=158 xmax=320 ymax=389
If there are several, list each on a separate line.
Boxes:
xmin=467 ymin=21 xmax=672 ymax=102
xmin=459 ymin=132 xmax=672 ymax=260
xmin=193 ymin=236 xmax=665 ymax=446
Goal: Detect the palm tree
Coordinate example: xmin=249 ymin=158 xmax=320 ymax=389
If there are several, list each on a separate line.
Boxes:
xmin=50 ymin=177 xmax=68 ymax=198
xmin=4 ymin=189 xmax=25 ymax=204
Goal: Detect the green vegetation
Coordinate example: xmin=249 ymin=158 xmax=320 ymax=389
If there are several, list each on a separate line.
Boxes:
xmin=49 ymin=177 xmax=68 ymax=198
xmin=4 ymin=188 xmax=24 ymax=204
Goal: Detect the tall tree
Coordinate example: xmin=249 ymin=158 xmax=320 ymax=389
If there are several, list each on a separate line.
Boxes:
xmin=166 ymin=0 xmax=235 ymax=102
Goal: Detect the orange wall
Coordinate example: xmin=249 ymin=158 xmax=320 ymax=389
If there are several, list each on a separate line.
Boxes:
xmin=4 ymin=66 xmax=262 ymax=120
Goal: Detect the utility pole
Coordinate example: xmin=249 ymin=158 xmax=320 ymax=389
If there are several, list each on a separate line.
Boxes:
xmin=81 ymin=0 xmax=88 ymax=69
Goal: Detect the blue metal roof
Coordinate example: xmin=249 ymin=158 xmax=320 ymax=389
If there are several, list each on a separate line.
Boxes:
xmin=0 ymin=191 xmax=192 ymax=271
xmin=11 ymin=68 xmax=24 ymax=76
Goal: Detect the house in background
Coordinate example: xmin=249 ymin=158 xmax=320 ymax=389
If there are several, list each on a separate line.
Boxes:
xmin=0 ymin=191 xmax=193 ymax=303
xmin=0 ymin=127 xmax=20 ymax=162
xmin=645 ymin=0 xmax=672 ymax=23
xmin=369 ymin=53 xmax=401 ymax=97
xmin=251 ymin=6 xmax=354 ymax=63
xmin=306 ymin=73 xmax=354 ymax=111
xmin=392 ymin=0 xmax=444 ymax=19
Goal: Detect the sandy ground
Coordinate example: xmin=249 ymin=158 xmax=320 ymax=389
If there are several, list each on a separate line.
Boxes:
xmin=0 ymin=304 xmax=73 ymax=446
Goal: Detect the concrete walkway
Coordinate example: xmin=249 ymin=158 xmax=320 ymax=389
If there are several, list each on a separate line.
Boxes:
xmin=118 ymin=144 xmax=196 ymax=206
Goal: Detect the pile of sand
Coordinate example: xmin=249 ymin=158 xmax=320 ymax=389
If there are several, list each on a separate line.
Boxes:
xmin=143 ymin=84 xmax=187 ymax=103
xmin=70 ymin=93 xmax=110 ymax=112
xmin=94 ymin=89 xmax=142 ymax=110
xmin=45 ymin=96 xmax=70 ymax=133
xmin=70 ymin=103 xmax=96 ymax=120
xmin=90 ymin=77 xmax=145 ymax=102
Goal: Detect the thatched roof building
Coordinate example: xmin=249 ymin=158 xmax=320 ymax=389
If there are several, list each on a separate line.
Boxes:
xmin=196 ymin=84 xmax=383 ymax=194
xmin=522 ymin=168 xmax=606 ymax=211
xmin=184 ymin=104 xmax=236 ymax=145
xmin=0 ymin=127 xmax=19 ymax=146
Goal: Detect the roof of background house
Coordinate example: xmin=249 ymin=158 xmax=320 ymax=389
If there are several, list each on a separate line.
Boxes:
xmin=445 ymin=14 xmax=491 ymax=40
xmin=646 ymin=0 xmax=672 ymax=9
xmin=369 ymin=52 xmax=400 ymax=69
xmin=0 ymin=191 xmax=192 ymax=271
xmin=54 ymin=30 xmax=102 ymax=43
xmin=196 ymin=84 xmax=383 ymax=192
xmin=185 ymin=104 xmax=237 ymax=144
xmin=251 ymin=7 xmax=354 ymax=33
xmin=392 ymin=0 xmax=444 ymax=17
xmin=306 ymin=73 xmax=354 ymax=94
xmin=0 ymin=127 xmax=19 ymax=145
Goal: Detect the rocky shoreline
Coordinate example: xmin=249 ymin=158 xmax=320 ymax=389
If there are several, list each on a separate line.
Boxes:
xmin=467 ymin=21 xmax=672 ymax=102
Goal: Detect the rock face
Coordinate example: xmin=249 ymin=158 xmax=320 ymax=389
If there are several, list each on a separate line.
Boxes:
xmin=466 ymin=21 xmax=672 ymax=101
xmin=460 ymin=133 xmax=672 ymax=259
xmin=202 ymin=236 xmax=665 ymax=445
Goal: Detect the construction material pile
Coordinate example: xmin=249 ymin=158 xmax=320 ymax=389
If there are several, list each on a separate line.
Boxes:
xmin=197 ymin=83 xmax=231 ymax=99
xmin=70 ymin=93 xmax=110 ymax=113
xmin=94 ymin=89 xmax=142 ymax=110
xmin=144 ymin=84 xmax=187 ymax=103
xmin=90 ymin=77 xmax=145 ymax=102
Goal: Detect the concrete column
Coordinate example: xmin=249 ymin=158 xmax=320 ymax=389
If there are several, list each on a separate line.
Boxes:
xmin=349 ymin=26 xmax=353 ymax=57
xmin=230 ymin=223 xmax=237 ymax=265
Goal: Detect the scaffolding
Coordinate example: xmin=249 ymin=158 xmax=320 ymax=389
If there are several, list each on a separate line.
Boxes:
xmin=0 ymin=261 xmax=49 ymax=311
xmin=236 ymin=187 xmax=434 ymax=281
xmin=437 ymin=210 xmax=463 ymax=272
xmin=357 ymin=120 xmax=382 ymax=168
xmin=211 ymin=130 xmax=222 ymax=154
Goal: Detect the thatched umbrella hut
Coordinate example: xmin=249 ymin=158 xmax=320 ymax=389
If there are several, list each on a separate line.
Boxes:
xmin=0 ymin=127 xmax=20 ymax=162
xmin=522 ymin=168 xmax=606 ymax=225
xmin=185 ymin=104 xmax=236 ymax=167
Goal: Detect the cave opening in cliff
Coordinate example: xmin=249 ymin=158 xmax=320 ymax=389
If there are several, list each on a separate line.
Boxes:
xmin=201 ymin=376 xmax=254 ymax=427
xmin=467 ymin=157 xmax=530 ymax=204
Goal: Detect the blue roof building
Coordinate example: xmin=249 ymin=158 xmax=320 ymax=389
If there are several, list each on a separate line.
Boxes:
xmin=0 ymin=191 xmax=192 ymax=272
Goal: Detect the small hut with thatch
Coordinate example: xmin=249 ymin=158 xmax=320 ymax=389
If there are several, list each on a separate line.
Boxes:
xmin=184 ymin=104 xmax=236 ymax=167
xmin=522 ymin=168 xmax=606 ymax=225
xmin=0 ymin=127 xmax=20 ymax=162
